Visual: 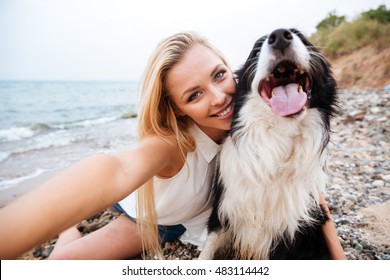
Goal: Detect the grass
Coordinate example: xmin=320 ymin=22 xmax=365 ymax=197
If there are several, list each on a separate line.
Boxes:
xmin=310 ymin=18 xmax=390 ymax=58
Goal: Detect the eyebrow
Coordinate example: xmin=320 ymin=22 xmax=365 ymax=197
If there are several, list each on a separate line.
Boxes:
xmin=180 ymin=64 xmax=224 ymax=101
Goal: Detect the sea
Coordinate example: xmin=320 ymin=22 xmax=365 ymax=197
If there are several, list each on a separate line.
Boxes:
xmin=0 ymin=80 xmax=141 ymax=191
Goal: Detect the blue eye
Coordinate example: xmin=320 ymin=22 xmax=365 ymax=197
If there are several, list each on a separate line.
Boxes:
xmin=215 ymin=71 xmax=226 ymax=81
xmin=188 ymin=92 xmax=202 ymax=102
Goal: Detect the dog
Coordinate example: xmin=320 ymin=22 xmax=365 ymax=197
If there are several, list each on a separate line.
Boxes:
xmin=199 ymin=28 xmax=338 ymax=259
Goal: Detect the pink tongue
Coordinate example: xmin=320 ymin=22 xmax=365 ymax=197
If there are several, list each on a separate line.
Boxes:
xmin=269 ymin=83 xmax=307 ymax=116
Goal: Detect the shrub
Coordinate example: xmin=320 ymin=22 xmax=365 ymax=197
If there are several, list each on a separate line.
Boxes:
xmin=360 ymin=5 xmax=390 ymax=23
xmin=310 ymin=5 xmax=390 ymax=58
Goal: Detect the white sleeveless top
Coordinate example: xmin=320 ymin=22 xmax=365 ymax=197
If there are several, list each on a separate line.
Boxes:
xmin=118 ymin=124 xmax=220 ymax=248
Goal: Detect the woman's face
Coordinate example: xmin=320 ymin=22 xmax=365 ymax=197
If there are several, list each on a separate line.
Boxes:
xmin=166 ymin=44 xmax=236 ymax=143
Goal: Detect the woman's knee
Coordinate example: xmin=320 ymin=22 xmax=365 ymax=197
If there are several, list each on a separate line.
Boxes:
xmin=48 ymin=247 xmax=74 ymax=260
xmin=49 ymin=216 xmax=143 ymax=259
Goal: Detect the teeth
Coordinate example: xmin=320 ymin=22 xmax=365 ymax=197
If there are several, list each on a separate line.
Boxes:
xmin=216 ymin=103 xmax=232 ymax=117
xmin=299 ymin=69 xmax=305 ymax=74
xmin=277 ymin=66 xmax=285 ymax=73
xmin=298 ymin=85 xmax=303 ymax=93
xmin=265 ymin=73 xmax=274 ymax=81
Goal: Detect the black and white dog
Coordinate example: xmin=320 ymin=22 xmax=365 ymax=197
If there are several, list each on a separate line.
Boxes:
xmin=200 ymin=29 xmax=338 ymax=259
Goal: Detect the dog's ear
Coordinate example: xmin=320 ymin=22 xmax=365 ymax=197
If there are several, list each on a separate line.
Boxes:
xmin=290 ymin=29 xmax=309 ymax=44
xmin=245 ymin=35 xmax=267 ymax=62
xmin=235 ymin=36 xmax=267 ymax=92
xmin=290 ymin=29 xmax=320 ymax=52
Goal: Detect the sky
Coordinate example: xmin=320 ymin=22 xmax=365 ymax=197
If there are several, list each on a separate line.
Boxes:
xmin=0 ymin=0 xmax=388 ymax=81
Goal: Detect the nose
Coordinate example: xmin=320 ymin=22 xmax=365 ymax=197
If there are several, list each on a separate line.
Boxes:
xmin=268 ymin=29 xmax=293 ymax=52
xmin=210 ymin=86 xmax=226 ymax=107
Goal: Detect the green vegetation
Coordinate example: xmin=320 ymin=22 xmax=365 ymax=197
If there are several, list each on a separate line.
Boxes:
xmin=310 ymin=5 xmax=390 ymax=58
xmin=121 ymin=112 xmax=138 ymax=119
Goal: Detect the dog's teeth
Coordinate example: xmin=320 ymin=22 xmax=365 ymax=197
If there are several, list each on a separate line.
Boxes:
xmin=299 ymin=69 xmax=305 ymax=74
xmin=277 ymin=66 xmax=285 ymax=73
xmin=298 ymin=85 xmax=303 ymax=93
xmin=265 ymin=76 xmax=270 ymax=81
xmin=307 ymin=89 xmax=312 ymax=99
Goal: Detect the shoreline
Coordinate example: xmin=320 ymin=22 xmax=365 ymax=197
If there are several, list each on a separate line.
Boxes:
xmin=0 ymin=138 xmax=138 ymax=208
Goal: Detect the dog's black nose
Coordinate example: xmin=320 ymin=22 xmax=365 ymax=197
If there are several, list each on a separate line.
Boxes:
xmin=268 ymin=29 xmax=293 ymax=51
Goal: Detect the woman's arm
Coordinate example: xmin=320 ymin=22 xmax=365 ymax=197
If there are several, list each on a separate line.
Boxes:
xmin=320 ymin=194 xmax=347 ymax=260
xmin=0 ymin=135 xmax=177 ymax=259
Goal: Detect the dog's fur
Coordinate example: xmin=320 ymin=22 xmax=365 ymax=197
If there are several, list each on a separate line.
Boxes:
xmin=199 ymin=28 xmax=338 ymax=260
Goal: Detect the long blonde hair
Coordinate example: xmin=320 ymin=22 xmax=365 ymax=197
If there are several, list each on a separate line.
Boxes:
xmin=136 ymin=31 xmax=229 ymax=258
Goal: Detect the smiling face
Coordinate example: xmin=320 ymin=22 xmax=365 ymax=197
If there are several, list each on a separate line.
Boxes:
xmin=166 ymin=44 xmax=236 ymax=143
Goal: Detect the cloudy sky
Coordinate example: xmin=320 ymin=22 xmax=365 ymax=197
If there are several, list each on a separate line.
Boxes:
xmin=0 ymin=0 xmax=387 ymax=81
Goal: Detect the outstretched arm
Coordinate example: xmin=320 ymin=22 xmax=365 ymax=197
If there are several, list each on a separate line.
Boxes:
xmin=320 ymin=194 xmax=347 ymax=260
xmin=0 ymin=136 xmax=176 ymax=259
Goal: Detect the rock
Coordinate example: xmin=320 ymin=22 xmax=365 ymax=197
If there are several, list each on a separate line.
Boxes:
xmin=370 ymin=107 xmax=381 ymax=114
xmin=372 ymin=180 xmax=385 ymax=188
xmin=381 ymin=174 xmax=390 ymax=182
xmin=354 ymin=243 xmax=364 ymax=253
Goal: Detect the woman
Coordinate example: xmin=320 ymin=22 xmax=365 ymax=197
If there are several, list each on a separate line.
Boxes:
xmin=0 ymin=32 xmax=346 ymax=260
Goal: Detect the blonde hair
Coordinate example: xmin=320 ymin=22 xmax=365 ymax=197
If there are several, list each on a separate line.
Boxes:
xmin=136 ymin=31 xmax=229 ymax=258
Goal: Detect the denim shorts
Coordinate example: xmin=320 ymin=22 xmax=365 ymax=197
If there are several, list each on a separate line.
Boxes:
xmin=111 ymin=203 xmax=186 ymax=245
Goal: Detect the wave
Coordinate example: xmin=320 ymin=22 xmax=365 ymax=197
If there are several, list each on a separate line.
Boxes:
xmin=51 ymin=115 xmax=119 ymax=130
xmin=0 ymin=115 xmax=121 ymax=144
xmin=0 ymin=168 xmax=48 ymax=190
xmin=0 ymin=123 xmax=54 ymax=143
xmin=0 ymin=126 xmax=37 ymax=142
xmin=0 ymin=114 xmax=136 ymax=164
xmin=0 ymin=133 xmax=77 ymax=165
xmin=0 ymin=152 xmax=9 ymax=163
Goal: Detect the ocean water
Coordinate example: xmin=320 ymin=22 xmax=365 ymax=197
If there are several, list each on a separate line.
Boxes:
xmin=0 ymin=81 xmax=140 ymax=190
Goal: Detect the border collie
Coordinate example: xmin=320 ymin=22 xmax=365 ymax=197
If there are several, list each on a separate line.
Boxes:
xmin=199 ymin=28 xmax=338 ymax=259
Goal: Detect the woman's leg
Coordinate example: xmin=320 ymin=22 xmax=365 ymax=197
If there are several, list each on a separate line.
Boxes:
xmin=48 ymin=215 xmax=143 ymax=259
xmin=50 ymin=225 xmax=82 ymax=251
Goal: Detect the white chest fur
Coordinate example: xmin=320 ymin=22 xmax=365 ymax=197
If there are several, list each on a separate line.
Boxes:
xmin=218 ymin=96 xmax=328 ymax=259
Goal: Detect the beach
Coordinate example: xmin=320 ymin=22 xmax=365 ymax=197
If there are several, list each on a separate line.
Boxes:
xmin=7 ymin=89 xmax=390 ymax=260
xmin=4 ymin=87 xmax=387 ymax=260
xmin=325 ymin=88 xmax=390 ymax=259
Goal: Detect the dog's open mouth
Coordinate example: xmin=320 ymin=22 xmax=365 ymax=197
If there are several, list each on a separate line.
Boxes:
xmin=259 ymin=60 xmax=310 ymax=117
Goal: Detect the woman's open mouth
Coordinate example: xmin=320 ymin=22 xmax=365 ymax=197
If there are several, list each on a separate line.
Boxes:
xmin=211 ymin=101 xmax=234 ymax=119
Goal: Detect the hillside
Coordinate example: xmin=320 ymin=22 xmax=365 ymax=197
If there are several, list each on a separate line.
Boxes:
xmin=329 ymin=44 xmax=390 ymax=89
xmin=309 ymin=5 xmax=390 ymax=89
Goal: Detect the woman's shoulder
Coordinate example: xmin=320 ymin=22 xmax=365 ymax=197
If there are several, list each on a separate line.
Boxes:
xmin=136 ymin=133 xmax=182 ymax=164
xmin=140 ymin=133 xmax=178 ymax=152
xmin=139 ymin=134 xmax=184 ymax=178
xmin=114 ymin=133 xmax=179 ymax=164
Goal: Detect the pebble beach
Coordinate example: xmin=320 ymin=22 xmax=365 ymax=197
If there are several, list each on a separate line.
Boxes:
xmin=18 ymin=88 xmax=390 ymax=260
